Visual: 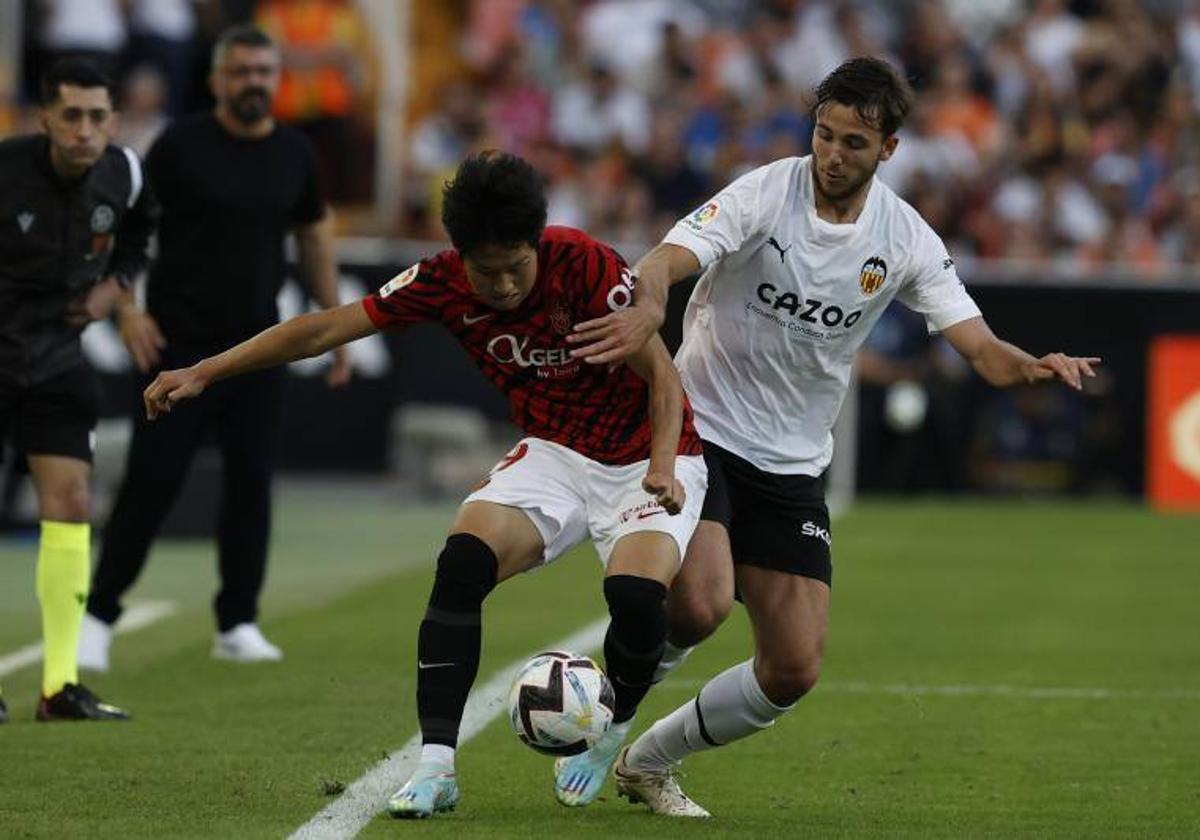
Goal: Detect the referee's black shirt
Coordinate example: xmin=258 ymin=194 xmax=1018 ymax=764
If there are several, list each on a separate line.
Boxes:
xmin=0 ymin=134 xmax=155 ymax=385
xmin=144 ymin=113 xmax=325 ymax=350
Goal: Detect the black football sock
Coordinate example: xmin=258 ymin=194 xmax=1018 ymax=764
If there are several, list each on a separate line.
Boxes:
xmin=417 ymin=533 xmax=498 ymax=747
xmin=602 ymin=574 xmax=668 ymax=724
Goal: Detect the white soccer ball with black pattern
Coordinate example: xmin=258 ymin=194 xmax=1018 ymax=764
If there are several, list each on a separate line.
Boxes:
xmin=508 ymin=650 xmax=615 ymax=756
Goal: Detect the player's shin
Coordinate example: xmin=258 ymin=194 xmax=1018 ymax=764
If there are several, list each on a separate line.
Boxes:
xmin=602 ymin=574 xmax=668 ymax=723
xmin=626 ymin=658 xmax=792 ymax=771
xmin=415 ymin=533 xmax=498 ymax=764
xmin=552 ymin=573 xmax=668 ymax=807
xmin=37 ymin=521 xmax=91 ymax=696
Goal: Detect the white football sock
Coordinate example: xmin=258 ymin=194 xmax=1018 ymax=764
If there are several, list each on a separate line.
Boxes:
xmin=626 ymin=658 xmax=791 ymax=771
xmin=419 ymin=743 xmax=456 ymax=769
xmin=651 ymin=640 xmax=694 ymax=683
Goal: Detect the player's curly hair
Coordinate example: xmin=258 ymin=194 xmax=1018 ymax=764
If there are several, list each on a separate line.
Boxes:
xmin=442 ymin=151 xmax=548 ymax=257
xmin=814 ymin=57 xmax=914 ymax=138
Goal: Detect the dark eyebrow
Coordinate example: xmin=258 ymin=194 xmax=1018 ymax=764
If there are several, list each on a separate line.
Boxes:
xmin=477 ymin=256 xmax=530 ymax=272
xmin=816 ymin=121 xmax=868 ymax=143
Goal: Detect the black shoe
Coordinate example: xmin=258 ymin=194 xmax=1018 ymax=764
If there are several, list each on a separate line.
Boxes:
xmin=36 ymin=683 xmax=130 ymax=722
xmin=0 ymin=696 xmax=7 ymax=724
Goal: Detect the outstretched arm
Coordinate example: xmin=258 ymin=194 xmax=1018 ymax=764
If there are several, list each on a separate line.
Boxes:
xmin=296 ymin=211 xmax=352 ymax=387
xmin=941 ymin=316 xmax=1100 ymax=390
xmin=144 ymin=302 xmax=376 ymax=419
xmin=625 ymin=333 xmax=688 ymax=514
xmin=568 ymin=243 xmax=701 ymax=365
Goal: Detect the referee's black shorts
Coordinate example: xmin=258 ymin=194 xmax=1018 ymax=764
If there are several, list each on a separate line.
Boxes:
xmin=699 ymin=440 xmax=832 ymax=585
xmin=0 ymin=365 xmax=100 ymax=465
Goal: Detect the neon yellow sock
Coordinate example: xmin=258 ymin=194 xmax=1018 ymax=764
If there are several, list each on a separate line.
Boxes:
xmin=36 ymin=520 xmax=91 ymax=697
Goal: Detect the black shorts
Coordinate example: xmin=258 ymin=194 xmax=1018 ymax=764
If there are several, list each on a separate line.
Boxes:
xmin=0 ymin=365 xmax=100 ymax=465
xmin=700 ymin=440 xmax=832 ymax=585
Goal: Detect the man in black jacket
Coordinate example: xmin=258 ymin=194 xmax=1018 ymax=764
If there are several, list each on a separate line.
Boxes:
xmin=0 ymin=58 xmax=154 ymax=722
xmin=81 ymin=25 xmax=348 ymax=669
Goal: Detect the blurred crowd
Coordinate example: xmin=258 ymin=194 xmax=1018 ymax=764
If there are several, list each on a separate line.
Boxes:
xmin=6 ymin=0 xmax=1200 ymax=274
xmin=5 ymin=0 xmax=375 ymax=202
xmin=408 ymin=0 xmax=1200 ymax=274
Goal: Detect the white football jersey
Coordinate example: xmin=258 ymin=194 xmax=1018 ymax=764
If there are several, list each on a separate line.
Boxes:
xmin=665 ymin=155 xmax=980 ymax=475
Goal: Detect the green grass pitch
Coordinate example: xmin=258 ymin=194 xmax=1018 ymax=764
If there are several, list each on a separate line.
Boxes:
xmin=0 ymin=489 xmax=1197 ymax=838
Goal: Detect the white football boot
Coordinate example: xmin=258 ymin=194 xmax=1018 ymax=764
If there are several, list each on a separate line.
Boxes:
xmin=613 ymin=746 xmax=711 ymax=817
xmin=212 ymin=623 xmax=283 ymax=662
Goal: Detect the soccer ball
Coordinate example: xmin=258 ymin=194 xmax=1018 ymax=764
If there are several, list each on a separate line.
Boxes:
xmin=508 ymin=650 xmax=615 ymax=756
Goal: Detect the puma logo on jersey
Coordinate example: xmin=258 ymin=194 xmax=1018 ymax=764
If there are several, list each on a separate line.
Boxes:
xmin=800 ymin=521 xmax=831 ymax=546
xmin=766 ymin=236 xmax=791 ymax=263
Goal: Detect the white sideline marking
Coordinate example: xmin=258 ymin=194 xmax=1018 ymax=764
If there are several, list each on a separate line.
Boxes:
xmin=290 ymin=616 xmax=610 ymax=840
xmin=656 ymin=678 xmax=1200 ymax=702
xmin=0 ymin=599 xmax=177 ymax=678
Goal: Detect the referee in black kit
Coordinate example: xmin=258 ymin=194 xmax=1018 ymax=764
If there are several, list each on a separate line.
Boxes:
xmin=0 ymin=58 xmax=153 ymax=721
xmin=80 ymin=25 xmax=350 ymax=669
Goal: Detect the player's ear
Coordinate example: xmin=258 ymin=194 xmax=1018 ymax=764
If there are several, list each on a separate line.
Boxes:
xmin=879 ymin=133 xmax=898 ymax=162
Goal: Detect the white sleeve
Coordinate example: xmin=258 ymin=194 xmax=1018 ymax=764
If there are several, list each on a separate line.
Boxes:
xmin=120 ymin=146 xmax=144 ymax=208
xmin=662 ymin=162 xmax=781 ymax=269
xmin=896 ymin=222 xmax=981 ymax=333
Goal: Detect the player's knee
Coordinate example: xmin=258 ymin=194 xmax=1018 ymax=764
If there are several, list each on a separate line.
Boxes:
xmin=603 ymin=574 xmax=667 ymax=651
xmin=758 ymin=650 xmax=822 ymax=706
xmin=39 ymin=481 xmax=90 ymax=523
xmin=431 ymin=533 xmax=499 ymax=609
xmin=666 ymin=586 xmax=732 ymax=646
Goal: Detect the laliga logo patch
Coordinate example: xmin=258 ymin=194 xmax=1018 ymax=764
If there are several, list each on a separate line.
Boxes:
xmin=859 ymin=256 xmax=888 ymax=295
xmin=91 ymin=204 xmax=115 ymax=234
xmin=379 ymin=263 xmax=419 ymax=297
xmin=684 ymin=201 xmax=720 ymax=231
xmin=549 ymin=297 xmax=572 ymax=336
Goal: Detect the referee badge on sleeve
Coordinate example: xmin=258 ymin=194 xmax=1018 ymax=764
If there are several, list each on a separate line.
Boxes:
xmin=379 ymin=263 xmax=419 ymax=297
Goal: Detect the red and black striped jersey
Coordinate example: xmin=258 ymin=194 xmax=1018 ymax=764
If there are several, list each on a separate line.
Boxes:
xmin=361 ymin=226 xmax=701 ymax=466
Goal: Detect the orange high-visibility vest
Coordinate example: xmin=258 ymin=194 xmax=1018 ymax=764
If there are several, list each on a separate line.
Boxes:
xmin=258 ymin=0 xmax=358 ymax=120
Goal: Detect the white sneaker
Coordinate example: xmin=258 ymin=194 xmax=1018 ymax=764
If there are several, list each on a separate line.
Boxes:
xmin=77 ymin=613 xmax=113 ymax=673
xmin=212 ymin=623 xmax=283 ymax=662
xmin=613 ymin=746 xmax=710 ymax=817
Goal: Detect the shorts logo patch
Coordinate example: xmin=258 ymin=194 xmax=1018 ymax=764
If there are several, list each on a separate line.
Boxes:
xmin=379 ymin=263 xmax=419 ymax=297
xmin=800 ymin=520 xmax=831 ymax=546
xmin=620 ymin=499 xmax=664 ymax=523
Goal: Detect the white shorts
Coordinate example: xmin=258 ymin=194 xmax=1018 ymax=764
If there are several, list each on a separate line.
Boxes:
xmin=463 ymin=437 xmax=707 ymax=568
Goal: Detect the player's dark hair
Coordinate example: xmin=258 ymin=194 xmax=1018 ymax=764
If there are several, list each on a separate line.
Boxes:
xmin=442 ymin=151 xmax=548 ymax=256
xmin=813 ymin=56 xmax=914 ymax=138
xmin=212 ymin=24 xmax=276 ymax=66
xmin=40 ymin=57 xmax=114 ymax=106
